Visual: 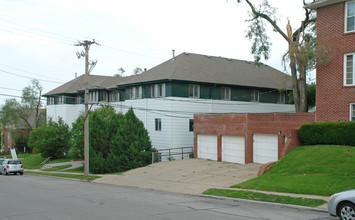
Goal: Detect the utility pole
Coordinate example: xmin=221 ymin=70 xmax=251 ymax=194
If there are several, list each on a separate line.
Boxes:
xmin=75 ymin=39 xmax=99 ymax=176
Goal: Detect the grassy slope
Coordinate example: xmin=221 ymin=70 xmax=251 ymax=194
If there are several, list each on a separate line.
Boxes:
xmin=234 ymin=145 xmax=355 ymax=196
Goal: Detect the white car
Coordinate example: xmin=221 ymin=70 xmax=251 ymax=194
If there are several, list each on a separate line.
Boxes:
xmin=0 ymin=159 xmax=24 ymax=175
xmin=328 ymin=189 xmax=355 ymax=220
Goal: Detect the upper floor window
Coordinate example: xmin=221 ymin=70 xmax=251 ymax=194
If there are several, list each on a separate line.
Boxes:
xmin=57 ymin=96 xmax=63 ymax=104
xmin=277 ymin=91 xmax=285 ymax=104
xmin=346 ymin=1 xmax=355 ymax=32
xmin=250 ymin=89 xmax=259 ymax=102
xmin=189 ymin=84 xmax=200 ymax=98
xmin=221 ymin=87 xmax=231 ymax=100
xmin=110 ymin=91 xmax=119 ymax=102
xmin=100 ymin=91 xmax=109 ymax=102
xmin=151 ymin=84 xmax=165 ymax=98
xmin=48 ymin=97 xmax=55 ymax=105
xmin=130 ymin=86 xmax=142 ymax=99
xmin=351 ymin=104 xmax=355 ymax=121
xmin=345 ymin=53 xmax=354 ymax=86
xmin=89 ymin=91 xmax=98 ymax=103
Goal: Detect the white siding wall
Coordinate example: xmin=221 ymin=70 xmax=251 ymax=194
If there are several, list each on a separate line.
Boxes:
xmin=46 ymin=104 xmax=84 ymax=127
xmin=46 ymin=98 xmax=294 ymax=150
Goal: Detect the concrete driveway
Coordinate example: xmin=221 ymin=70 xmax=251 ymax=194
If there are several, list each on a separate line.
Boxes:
xmin=94 ymin=159 xmax=261 ymax=195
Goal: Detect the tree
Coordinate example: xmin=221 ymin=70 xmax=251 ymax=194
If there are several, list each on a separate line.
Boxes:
xmin=0 ymin=79 xmax=45 ymax=130
xmin=114 ymin=67 xmax=125 ymax=77
xmin=236 ymin=0 xmax=321 ymax=112
xmin=111 ymin=108 xmax=155 ymax=172
xmin=28 ymin=118 xmax=70 ymax=159
xmin=70 ymin=106 xmax=156 ymax=174
xmin=133 ymin=67 xmax=143 ymax=75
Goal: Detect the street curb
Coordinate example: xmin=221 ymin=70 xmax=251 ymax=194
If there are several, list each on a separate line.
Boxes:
xmin=200 ymin=194 xmax=328 ymax=213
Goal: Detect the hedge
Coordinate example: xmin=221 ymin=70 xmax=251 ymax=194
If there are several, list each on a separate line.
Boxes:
xmin=299 ymin=121 xmax=355 ymax=146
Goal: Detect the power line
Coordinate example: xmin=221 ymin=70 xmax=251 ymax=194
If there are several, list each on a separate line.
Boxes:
xmin=0 ymin=69 xmax=64 ymax=84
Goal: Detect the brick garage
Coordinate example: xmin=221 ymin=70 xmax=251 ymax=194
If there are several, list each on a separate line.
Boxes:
xmin=194 ymin=113 xmax=315 ymax=164
xmin=316 ymin=2 xmax=355 ymax=121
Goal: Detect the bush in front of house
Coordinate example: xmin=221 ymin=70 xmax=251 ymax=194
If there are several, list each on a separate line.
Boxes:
xmin=71 ymin=106 xmax=156 ymax=174
xmin=299 ymin=121 xmax=355 ymax=146
xmin=28 ymin=117 xmax=71 ymax=159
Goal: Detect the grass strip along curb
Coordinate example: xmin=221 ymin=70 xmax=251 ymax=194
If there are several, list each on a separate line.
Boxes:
xmin=203 ymin=189 xmax=326 ymax=208
xmin=26 ymin=171 xmax=100 ymax=182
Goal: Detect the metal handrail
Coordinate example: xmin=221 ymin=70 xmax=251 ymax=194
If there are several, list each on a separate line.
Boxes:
xmin=41 ymin=157 xmax=52 ymax=165
xmin=152 ymin=147 xmax=193 ymax=163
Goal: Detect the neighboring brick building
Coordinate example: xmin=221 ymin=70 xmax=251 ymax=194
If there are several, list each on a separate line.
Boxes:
xmin=194 ymin=0 xmax=355 ymax=164
xmin=308 ymin=0 xmax=355 ymax=121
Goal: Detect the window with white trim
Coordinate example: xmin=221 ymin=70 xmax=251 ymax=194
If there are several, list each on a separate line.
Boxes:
xmin=100 ymin=91 xmax=109 ymax=102
xmin=48 ymin=97 xmax=55 ymax=105
xmin=151 ymin=84 xmax=165 ymax=98
xmin=277 ymin=92 xmax=285 ymax=104
xmin=189 ymin=84 xmax=200 ymax=98
xmin=89 ymin=91 xmax=98 ymax=103
xmin=351 ymin=104 xmax=355 ymax=121
xmin=130 ymin=86 xmax=142 ymax=99
xmin=155 ymin=118 xmax=161 ymax=131
xmin=221 ymin=87 xmax=231 ymax=100
xmin=346 ymin=1 xmax=355 ymax=32
xmin=57 ymin=96 xmax=63 ymax=104
xmin=110 ymin=91 xmax=119 ymax=102
xmin=189 ymin=119 xmax=194 ymax=132
xmin=250 ymin=89 xmax=259 ymax=102
xmin=345 ymin=53 xmax=355 ymax=86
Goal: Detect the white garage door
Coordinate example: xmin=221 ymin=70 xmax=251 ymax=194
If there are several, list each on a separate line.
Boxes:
xmin=197 ymin=134 xmax=217 ymax=161
xmin=222 ymin=136 xmax=245 ymax=164
xmin=253 ymin=134 xmax=278 ymax=164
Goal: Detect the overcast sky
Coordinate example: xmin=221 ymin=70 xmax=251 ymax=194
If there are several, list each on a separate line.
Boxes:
xmin=0 ymin=0 xmax=312 ymax=106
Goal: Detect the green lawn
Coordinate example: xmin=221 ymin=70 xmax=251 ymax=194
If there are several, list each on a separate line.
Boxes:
xmin=234 ymin=145 xmax=355 ymax=196
xmin=203 ymin=189 xmax=326 ymax=207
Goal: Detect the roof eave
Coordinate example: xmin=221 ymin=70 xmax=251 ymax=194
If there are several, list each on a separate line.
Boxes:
xmin=305 ymin=0 xmax=345 ymax=10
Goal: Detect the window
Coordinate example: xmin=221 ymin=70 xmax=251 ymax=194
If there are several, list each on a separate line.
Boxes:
xmin=89 ymin=91 xmax=98 ymax=103
xmin=100 ymin=91 xmax=108 ymax=102
xmin=155 ymin=118 xmax=161 ymax=131
xmin=189 ymin=119 xmax=194 ymax=132
xmin=221 ymin=87 xmax=231 ymax=100
xmin=250 ymin=90 xmax=259 ymax=102
xmin=110 ymin=91 xmax=119 ymax=102
xmin=151 ymin=84 xmax=165 ymax=98
xmin=48 ymin=97 xmax=55 ymax=105
xmin=345 ymin=53 xmax=355 ymax=85
xmin=351 ymin=104 xmax=355 ymax=121
xmin=189 ymin=84 xmax=200 ymax=98
xmin=346 ymin=1 xmax=355 ymax=32
xmin=277 ymin=92 xmax=285 ymax=104
xmin=57 ymin=96 xmax=63 ymax=104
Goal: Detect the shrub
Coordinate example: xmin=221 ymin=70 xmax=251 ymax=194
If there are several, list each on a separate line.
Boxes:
xmin=299 ymin=121 xmax=355 ymax=146
xmin=28 ymin=118 xmax=70 ymax=159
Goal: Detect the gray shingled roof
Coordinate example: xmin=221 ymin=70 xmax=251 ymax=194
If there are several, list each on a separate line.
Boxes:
xmin=44 ymin=52 xmax=292 ymax=96
xmin=44 ymin=75 xmax=123 ymax=96
xmin=115 ymin=53 xmax=292 ymax=89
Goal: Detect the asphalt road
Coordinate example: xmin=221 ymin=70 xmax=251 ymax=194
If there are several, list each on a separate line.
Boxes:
xmin=0 ymin=174 xmax=336 ymax=220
